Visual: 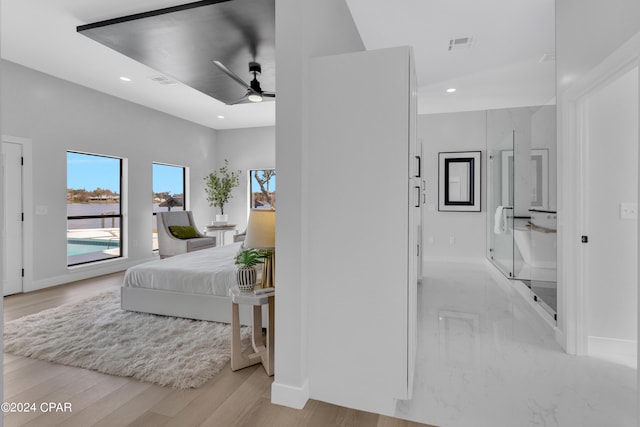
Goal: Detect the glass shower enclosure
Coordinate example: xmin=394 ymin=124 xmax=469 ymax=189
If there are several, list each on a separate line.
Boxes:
xmin=488 ymin=131 xmax=515 ymax=278
xmin=486 ymin=106 xmax=557 ymax=320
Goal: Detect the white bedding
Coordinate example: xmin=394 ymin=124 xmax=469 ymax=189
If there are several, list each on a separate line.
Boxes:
xmin=123 ymin=242 xmax=242 ymax=296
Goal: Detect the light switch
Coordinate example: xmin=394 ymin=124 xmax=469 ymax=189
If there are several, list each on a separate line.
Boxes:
xmin=620 ymin=203 xmax=638 ymax=220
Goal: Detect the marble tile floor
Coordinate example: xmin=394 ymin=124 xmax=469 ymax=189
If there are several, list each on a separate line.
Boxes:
xmin=395 ymin=261 xmax=637 ymax=427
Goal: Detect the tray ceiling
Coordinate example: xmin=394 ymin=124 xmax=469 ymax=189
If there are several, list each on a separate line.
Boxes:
xmin=77 ymin=0 xmax=275 ymax=105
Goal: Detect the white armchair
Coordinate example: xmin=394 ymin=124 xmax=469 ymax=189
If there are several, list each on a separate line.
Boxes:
xmin=156 ymin=211 xmax=216 ymax=258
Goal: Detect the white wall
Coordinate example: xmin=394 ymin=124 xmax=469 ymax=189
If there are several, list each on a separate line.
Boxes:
xmin=214 ymin=126 xmax=276 ymax=233
xmin=585 ymin=66 xmax=638 ymax=365
xmin=557 ymin=0 xmax=640 ymax=96
xmin=274 ymin=0 xmax=364 ymax=410
xmin=0 ymin=60 xmax=218 ymax=290
xmin=419 ymin=111 xmax=487 ymax=261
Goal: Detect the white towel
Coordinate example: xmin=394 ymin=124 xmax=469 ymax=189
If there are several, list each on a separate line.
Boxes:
xmin=494 ymin=206 xmax=509 ymax=234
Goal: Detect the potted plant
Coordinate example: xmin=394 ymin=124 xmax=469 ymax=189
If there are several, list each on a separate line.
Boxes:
xmin=235 ymin=248 xmax=270 ymax=292
xmin=204 ymin=159 xmax=241 ymax=223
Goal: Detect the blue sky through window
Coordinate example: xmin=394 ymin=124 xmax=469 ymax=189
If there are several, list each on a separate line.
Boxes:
xmin=67 ymin=152 xmax=120 ymax=192
xmin=67 ymin=153 xmax=184 ymax=195
xmin=250 ymin=171 xmax=276 ymax=191
xmin=153 ymin=163 xmax=184 ymax=195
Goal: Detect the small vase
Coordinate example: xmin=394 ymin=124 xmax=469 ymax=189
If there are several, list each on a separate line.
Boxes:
xmin=236 ymin=266 xmax=257 ymax=293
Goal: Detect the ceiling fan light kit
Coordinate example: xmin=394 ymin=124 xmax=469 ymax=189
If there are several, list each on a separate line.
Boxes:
xmin=212 ymin=60 xmax=276 ymax=105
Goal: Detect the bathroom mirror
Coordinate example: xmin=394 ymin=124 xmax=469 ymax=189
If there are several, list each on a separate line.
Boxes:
xmin=530 ymin=149 xmax=549 ymax=210
xmin=501 ymin=148 xmax=548 ymax=210
xmin=438 ymin=151 xmax=481 ymax=212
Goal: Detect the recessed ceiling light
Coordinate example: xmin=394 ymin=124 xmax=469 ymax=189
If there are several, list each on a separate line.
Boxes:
xmin=217 ymin=115 xmax=225 ymax=119
xmin=148 ymin=75 xmax=178 ymax=85
xmin=119 ymin=76 xmax=132 ymax=82
xmin=446 ymin=88 xmax=457 ymax=93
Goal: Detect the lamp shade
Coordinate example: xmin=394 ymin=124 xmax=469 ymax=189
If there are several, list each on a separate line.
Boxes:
xmin=244 ymin=209 xmax=275 ymax=249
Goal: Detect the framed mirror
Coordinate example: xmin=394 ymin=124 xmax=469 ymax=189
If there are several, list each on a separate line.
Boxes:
xmin=438 ymin=151 xmax=481 ymax=212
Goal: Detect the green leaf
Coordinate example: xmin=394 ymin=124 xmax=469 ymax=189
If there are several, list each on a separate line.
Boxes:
xmin=203 ymin=159 xmax=241 ymax=215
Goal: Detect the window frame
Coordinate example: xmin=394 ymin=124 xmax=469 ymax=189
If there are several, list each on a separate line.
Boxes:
xmin=152 ymin=162 xmax=187 ymax=252
xmin=248 ymin=168 xmax=276 ymax=213
xmin=66 ymin=151 xmax=123 ymax=267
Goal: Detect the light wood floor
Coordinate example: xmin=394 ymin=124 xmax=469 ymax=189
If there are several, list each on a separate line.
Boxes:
xmin=3 ymin=273 xmax=435 ymax=427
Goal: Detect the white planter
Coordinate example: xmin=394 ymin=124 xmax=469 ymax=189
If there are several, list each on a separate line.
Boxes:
xmin=236 ymin=266 xmax=257 ymax=293
xmin=215 ymin=214 xmax=228 ymax=224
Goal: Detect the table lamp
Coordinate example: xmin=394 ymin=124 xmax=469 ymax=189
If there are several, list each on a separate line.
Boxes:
xmin=244 ymin=209 xmax=275 ymax=288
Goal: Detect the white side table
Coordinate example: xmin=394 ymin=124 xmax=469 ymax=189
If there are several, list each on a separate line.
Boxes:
xmin=204 ymin=224 xmax=236 ymax=246
xmin=230 ymin=287 xmax=274 ymax=376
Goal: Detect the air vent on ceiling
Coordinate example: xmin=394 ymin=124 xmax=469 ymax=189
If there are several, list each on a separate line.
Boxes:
xmin=539 ymin=52 xmax=556 ymax=63
xmin=149 ymin=75 xmax=178 ymax=85
xmin=448 ymin=36 xmax=474 ymax=51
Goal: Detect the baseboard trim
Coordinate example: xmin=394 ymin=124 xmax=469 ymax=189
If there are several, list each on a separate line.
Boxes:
xmin=588 ymin=336 xmax=637 ymax=369
xmin=271 ymin=379 xmax=309 ymax=410
xmin=27 ymin=256 xmax=156 ymax=292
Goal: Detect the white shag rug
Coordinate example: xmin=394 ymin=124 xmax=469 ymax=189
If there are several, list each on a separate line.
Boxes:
xmin=4 ymin=289 xmax=248 ymax=389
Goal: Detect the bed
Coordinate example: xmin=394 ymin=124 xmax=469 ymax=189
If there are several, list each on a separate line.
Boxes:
xmin=121 ymin=242 xmax=264 ymax=325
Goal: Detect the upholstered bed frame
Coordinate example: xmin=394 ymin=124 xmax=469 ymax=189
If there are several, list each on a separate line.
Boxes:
xmin=121 ymin=286 xmax=263 ymax=326
xmin=120 ymin=242 xmax=267 ymax=326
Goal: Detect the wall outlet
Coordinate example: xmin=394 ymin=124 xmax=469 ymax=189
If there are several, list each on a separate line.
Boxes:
xmin=35 ymin=205 xmax=48 ymax=215
xmin=620 ymin=202 xmax=638 ymax=220
xmin=449 ymin=236 xmax=455 ymax=244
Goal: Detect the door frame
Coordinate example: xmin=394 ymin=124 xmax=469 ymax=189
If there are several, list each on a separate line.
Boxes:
xmin=1 ymin=135 xmax=33 ymax=293
xmin=559 ymin=33 xmax=640 ymax=357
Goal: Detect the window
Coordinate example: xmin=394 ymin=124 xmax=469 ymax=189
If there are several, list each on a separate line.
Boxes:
xmin=249 ymin=169 xmax=276 ymax=210
xmin=152 ymin=163 xmax=186 ymax=251
xmin=67 ymin=152 xmax=122 ymax=266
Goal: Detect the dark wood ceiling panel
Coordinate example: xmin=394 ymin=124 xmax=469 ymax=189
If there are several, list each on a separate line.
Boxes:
xmin=78 ymin=0 xmax=275 ymax=105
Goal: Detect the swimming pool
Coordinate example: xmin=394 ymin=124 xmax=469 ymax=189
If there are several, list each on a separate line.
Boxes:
xmin=67 ymin=238 xmax=120 ymax=256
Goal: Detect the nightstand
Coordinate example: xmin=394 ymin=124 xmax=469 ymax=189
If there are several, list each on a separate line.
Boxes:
xmin=229 ymin=287 xmax=274 ymax=376
xmin=204 ymin=224 xmax=237 ymax=246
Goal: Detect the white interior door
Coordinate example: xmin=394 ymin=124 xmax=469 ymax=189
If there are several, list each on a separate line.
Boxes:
xmin=582 ymin=65 xmax=638 ymax=367
xmin=2 ymin=142 xmax=23 ymax=296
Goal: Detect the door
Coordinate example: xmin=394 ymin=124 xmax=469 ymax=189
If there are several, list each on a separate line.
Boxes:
xmin=2 ymin=142 xmax=23 ymax=296
xmin=581 ymin=65 xmax=638 ymax=366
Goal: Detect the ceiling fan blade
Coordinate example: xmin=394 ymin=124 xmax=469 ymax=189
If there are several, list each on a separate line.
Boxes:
xmin=228 ymin=95 xmax=249 ymax=105
xmin=212 ymin=60 xmax=250 ymax=89
xmin=263 ymin=92 xmax=276 ymax=98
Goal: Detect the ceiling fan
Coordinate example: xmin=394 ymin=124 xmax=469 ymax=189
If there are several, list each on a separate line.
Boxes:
xmin=212 ymin=60 xmax=275 ymax=104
